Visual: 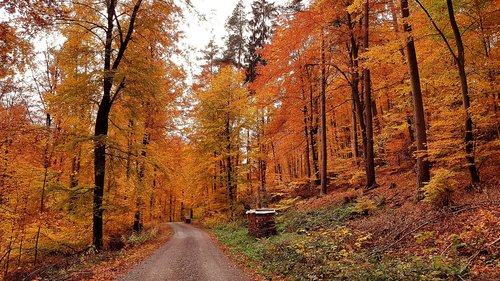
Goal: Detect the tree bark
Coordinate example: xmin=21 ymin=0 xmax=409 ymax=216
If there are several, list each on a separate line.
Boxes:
xmin=303 ymin=105 xmax=312 ymax=180
xmin=363 ymin=0 xmax=377 ymax=189
xmin=300 ymin=75 xmax=312 ymax=182
xmin=401 ymin=0 xmax=431 ymax=200
xmin=258 ymin=115 xmax=267 ymax=206
xmin=351 ymin=96 xmax=360 ymax=164
xmin=34 ymin=113 xmax=51 ymax=264
xmin=226 ymin=117 xmax=235 ymax=216
xmin=320 ymin=32 xmax=328 ymax=195
xmin=93 ymin=0 xmax=143 ymax=250
xmin=415 ymin=0 xmax=480 ymax=184
xmin=446 ymin=0 xmax=480 ymax=184
xmin=347 ymin=12 xmax=368 ymax=170
xmin=68 ymin=146 xmax=81 ymax=213
xmin=308 ymin=76 xmax=320 ymax=182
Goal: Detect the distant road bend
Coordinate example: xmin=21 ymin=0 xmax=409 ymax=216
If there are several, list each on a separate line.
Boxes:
xmin=119 ymin=223 xmax=251 ymax=281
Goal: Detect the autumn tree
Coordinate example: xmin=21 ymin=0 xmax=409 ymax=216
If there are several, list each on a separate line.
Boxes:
xmin=361 ymin=0 xmax=377 ymax=189
xmin=414 ymin=0 xmax=481 ymax=185
xmin=50 ymin=0 xmax=182 ymax=250
xmin=193 ymin=66 xmax=252 ymax=216
xmin=400 ymin=0 xmax=431 ymax=199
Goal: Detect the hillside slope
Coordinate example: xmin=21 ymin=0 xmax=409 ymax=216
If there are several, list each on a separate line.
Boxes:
xmin=211 ymin=166 xmax=499 ymax=280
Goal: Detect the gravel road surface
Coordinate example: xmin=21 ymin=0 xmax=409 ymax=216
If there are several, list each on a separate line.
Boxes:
xmin=119 ymin=222 xmax=251 ymax=281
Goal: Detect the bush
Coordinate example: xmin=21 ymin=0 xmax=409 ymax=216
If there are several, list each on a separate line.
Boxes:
xmin=349 ymin=170 xmax=366 ymax=187
xmin=127 ymin=226 xmax=159 ymax=246
xmin=354 ymin=196 xmax=377 ymax=215
xmin=423 ymin=168 xmax=457 ymax=206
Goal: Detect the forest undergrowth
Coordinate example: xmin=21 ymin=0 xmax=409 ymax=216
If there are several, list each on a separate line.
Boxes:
xmin=211 ymin=165 xmax=499 ymax=281
xmin=5 ymin=224 xmax=172 ymax=281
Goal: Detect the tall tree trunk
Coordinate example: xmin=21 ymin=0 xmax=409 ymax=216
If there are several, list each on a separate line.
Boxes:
xmin=213 ymin=151 xmax=218 ymax=191
xmin=139 ymin=133 xmax=149 ymax=179
xmin=246 ymin=129 xmax=252 ymax=194
xmin=348 ymin=12 xmax=368 ymax=169
xmin=172 ymin=196 xmax=177 ymax=221
xmin=18 ymin=205 xmax=27 ymax=267
xmin=34 ymin=114 xmax=51 ymax=264
xmin=180 ymin=190 xmax=185 ymax=219
xmin=258 ymin=116 xmax=267 ymax=206
xmin=134 ymin=131 xmax=149 ymax=230
xmin=68 ymin=146 xmax=81 ymax=213
xmin=320 ymin=32 xmax=328 ymax=195
xmin=308 ymin=77 xmax=320 ymax=181
xmin=126 ymin=120 xmax=133 ymax=178
xmin=330 ymin=115 xmax=337 ymax=158
xmin=162 ymin=196 xmax=167 ymax=222
xmin=351 ymin=97 xmax=360 ymax=165
xmin=446 ymin=0 xmax=480 ymax=184
xmin=300 ymin=73 xmax=312 ymax=181
xmin=236 ymin=146 xmax=241 ymax=187
xmin=107 ymin=152 xmax=114 ymax=193
xmin=226 ymin=118 xmax=235 ymax=216
xmin=271 ymin=141 xmax=282 ymax=182
xmin=5 ymin=234 xmax=12 ymax=277
xmin=303 ymin=105 xmax=312 ymax=181
xmin=401 ymin=0 xmax=431 ymax=200
xmin=93 ymin=0 xmax=142 ymax=250
xmin=415 ymin=0 xmax=480 ymax=184
xmin=93 ymin=85 xmax=110 ymax=250
xmin=407 ymin=113 xmax=416 ymax=144
xmin=148 ymin=174 xmax=156 ymax=221
xmin=363 ymin=0 xmax=377 ymax=189
xmin=93 ymin=0 xmax=115 ymax=250
xmin=150 ymin=171 xmax=156 ymax=221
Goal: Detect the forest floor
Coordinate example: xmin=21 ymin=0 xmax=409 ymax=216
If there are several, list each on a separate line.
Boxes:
xmin=210 ymin=164 xmax=499 ymax=280
xmin=10 ymin=223 xmax=172 ymax=281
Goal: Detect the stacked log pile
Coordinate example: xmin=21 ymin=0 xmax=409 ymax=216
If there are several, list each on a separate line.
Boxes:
xmin=246 ymin=209 xmax=277 ymax=238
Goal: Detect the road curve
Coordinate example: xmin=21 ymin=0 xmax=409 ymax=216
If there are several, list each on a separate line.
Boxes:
xmin=119 ymin=222 xmax=251 ymax=281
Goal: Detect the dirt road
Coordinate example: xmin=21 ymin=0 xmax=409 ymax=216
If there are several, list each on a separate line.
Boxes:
xmin=119 ymin=223 xmax=251 ymax=281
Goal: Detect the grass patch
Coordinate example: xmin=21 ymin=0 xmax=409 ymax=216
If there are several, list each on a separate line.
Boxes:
xmin=281 ymin=203 xmax=357 ymax=233
xmin=212 ymin=220 xmax=264 ymax=261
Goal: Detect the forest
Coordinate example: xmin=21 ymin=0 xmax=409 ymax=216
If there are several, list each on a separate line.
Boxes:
xmin=0 ymin=0 xmax=498 ymax=280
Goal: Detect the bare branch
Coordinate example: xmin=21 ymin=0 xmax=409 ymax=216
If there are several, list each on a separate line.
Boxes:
xmin=110 ymin=76 xmax=126 ymax=106
xmin=414 ymin=0 xmax=458 ymax=62
xmin=112 ymin=0 xmax=144 ymax=70
xmin=114 ymin=8 xmax=124 ymax=45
